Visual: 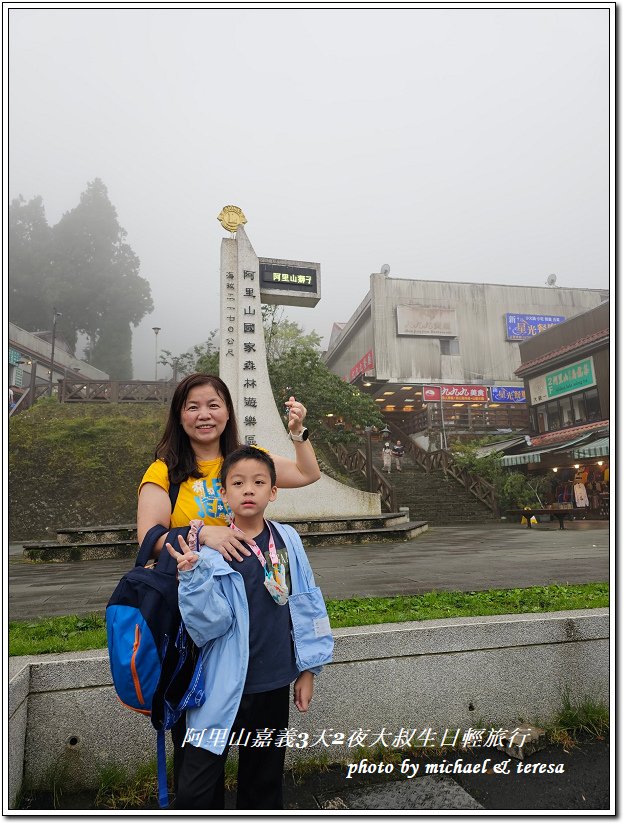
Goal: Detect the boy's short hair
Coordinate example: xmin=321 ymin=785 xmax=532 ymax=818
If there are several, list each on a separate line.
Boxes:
xmin=221 ymin=445 xmax=277 ymax=488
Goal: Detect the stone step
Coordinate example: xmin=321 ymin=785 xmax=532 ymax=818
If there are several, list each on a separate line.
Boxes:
xmin=22 ymin=514 xmax=428 ymax=561
xmin=50 ymin=513 xmax=412 ymax=545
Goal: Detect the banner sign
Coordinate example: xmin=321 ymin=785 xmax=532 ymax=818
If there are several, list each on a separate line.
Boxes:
xmin=397 ymin=306 xmax=458 ymax=337
xmin=490 ymin=386 xmax=526 ymax=404
xmin=505 ymin=313 xmax=566 ymax=341
xmin=424 ymin=385 xmax=489 ymax=403
xmin=350 ymin=350 xmax=374 ymax=382
xmin=529 ymin=357 xmax=595 ymax=403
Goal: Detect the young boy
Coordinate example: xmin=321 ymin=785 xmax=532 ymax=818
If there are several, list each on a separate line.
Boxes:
xmin=166 ymin=445 xmax=333 ymax=811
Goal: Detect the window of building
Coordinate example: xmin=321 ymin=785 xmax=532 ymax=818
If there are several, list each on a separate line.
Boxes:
xmin=559 ymin=396 xmax=574 ymax=427
xmin=440 ymin=338 xmax=460 ymax=355
xmin=572 ymin=394 xmax=586 ymax=423
xmin=584 ymin=387 xmax=601 ymax=421
xmin=534 ymin=387 xmax=603 ymax=434
xmin=546 ymin=401 xmax=560 ymax=431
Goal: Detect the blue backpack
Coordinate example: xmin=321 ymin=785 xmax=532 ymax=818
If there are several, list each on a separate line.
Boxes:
xmin=106 ymin=495 xmax=206 ymax=808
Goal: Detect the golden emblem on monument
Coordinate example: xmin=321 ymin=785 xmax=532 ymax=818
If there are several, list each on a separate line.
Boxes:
xmin=217 ymin=205 xmax=247 ymax=233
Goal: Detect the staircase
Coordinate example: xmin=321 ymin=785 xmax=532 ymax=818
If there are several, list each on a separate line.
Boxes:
xmin=374 ymin=454 xmax=498 ymax=525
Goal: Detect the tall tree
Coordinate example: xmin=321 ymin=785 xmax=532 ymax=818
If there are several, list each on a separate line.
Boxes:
xmin=8 ymin=196 xmax=53 ymax=333
xmin=49 ymin=179 xmax=153 ymax=377
xmin=9 ymin=180 xmax=153 ymax=378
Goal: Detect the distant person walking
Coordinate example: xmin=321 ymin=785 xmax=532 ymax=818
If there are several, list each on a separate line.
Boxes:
xmin=382 ymin=442 xmax=392 ymax=474
xmin=8 ymin=386 xmax=15 ymax=413
xmin=392 ymin=440 xmax=405 ymax=472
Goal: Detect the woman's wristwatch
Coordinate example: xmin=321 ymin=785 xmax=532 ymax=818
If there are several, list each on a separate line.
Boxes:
xmin=289 ymin=428 xmax=309 ymax=442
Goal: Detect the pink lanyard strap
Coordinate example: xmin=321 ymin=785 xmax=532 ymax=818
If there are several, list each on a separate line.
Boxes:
xmin=229 ymin=520 xmax=279 ymax=568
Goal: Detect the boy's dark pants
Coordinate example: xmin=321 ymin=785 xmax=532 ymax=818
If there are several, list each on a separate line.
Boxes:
xmin=173 ymin=685 xmax=290 ymax=810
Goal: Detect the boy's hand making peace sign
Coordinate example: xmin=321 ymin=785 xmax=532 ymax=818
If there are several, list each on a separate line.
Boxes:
xmin=166 ymin=533 xmax=200 ymax=572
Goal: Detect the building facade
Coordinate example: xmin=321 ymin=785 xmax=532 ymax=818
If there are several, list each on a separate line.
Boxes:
xmin=9 ymin=322 xmax=109 ymax=409
xmin=324 ymin=272 xmax=607 ymax=442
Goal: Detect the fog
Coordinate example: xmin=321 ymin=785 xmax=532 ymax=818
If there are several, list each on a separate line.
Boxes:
xmin=8 ymin=5 xmax=611 ymax=379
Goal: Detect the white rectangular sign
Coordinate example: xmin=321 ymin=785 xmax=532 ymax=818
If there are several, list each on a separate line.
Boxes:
xmin=396 ymin=306 xmax=457 ymax=337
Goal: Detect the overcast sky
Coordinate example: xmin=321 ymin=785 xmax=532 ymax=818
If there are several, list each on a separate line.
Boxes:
xmin=8 ymin=4 xmax=611 ymax=379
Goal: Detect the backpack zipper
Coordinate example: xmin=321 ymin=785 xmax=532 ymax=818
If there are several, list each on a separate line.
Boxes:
xmin=131 ymin=624 xmax=145 ymax=705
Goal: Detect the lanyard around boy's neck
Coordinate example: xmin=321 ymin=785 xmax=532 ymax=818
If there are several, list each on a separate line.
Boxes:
xmin=229 ymin=519 xmax=279 ymax=567
xmin=229 ymin=519 xmax=288 ymax=606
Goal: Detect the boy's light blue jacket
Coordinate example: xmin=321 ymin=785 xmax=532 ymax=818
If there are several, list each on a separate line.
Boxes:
xmin=178 ymin=521 xmax=333 ymax=754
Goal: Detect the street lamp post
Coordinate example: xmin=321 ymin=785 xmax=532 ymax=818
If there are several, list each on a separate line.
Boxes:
xmin=48 ymin=308 xmax=62 ymax=396
xmin=152 ymin=327 xmax=161 ymax=381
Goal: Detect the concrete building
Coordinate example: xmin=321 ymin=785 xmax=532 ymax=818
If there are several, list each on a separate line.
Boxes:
xmin=324 ymin=272 xmax=607 ymax=444
xmin=9 ymin=322 xmax=109 ymax=410
xmin=499 ymin=302 xmax=610 ymax=518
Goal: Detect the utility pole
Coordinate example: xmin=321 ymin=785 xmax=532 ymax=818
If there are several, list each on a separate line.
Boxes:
xmin=152 ymin=327 xmax=161 ymax=381
xmin=48 ymin=308 xmax=62 ymax=396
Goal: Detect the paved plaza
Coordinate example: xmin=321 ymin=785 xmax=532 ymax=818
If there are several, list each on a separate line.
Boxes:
xmin=9 ymin=521 xmax=609 ymax=621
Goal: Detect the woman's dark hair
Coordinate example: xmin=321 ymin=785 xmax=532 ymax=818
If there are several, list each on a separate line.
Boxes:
xmin=155 ymin=373 xmax=240 ymax=484
xmin=221 ymin=446 xmax=277 ymax=489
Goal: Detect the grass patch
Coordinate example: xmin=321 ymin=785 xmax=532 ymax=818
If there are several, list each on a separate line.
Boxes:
xmin=9 ymin=613 xmax=107 ymax=657
xmin=546 ymin=690 xmax=609 ymax=747
xmin=325 ymin=582 xmax=609 ymax=628
xmin=8 ymin=583 xmax=608 ymax=656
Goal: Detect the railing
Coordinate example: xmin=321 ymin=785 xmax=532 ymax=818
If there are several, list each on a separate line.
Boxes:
xmin=58 ymin=380 xmax=172 ymax=403
xmin=395 ymin=405 xmax=529 ymax=436
xmin=386 ymin=421 xmax=499 ymax=516
xmin=8 ymin=385 xmax=51 ymax=416
xmin=329 ymin=442 xmax=397 ymax=512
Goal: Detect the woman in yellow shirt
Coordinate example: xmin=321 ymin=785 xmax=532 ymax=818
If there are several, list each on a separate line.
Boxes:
xmin=137 ymin=372 xmax=320 ymax=561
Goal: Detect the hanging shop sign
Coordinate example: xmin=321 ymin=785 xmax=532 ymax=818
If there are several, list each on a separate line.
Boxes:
xmin=258 ymin=257 xmax=321 ymax=307
xmin=424 ymin=385 xmax=489 ymax=403
xmin=490 ymin=386 xmax=526 ymax=403
xmin=528 ymin=356 xmax=595 ymax=403
xmin=505 ymin=313 xmax=566 ymax=341
xmin=397 ymin=306 xmax=458 ymax=337
xmin=349 ymin=350 xmax=374 ymax=382
xmin=9 ymin=347 xmax=21 ymax=366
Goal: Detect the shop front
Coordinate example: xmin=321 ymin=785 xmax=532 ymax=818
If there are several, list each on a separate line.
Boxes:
xmin=501 ymin=433 xmax=610 ymax=520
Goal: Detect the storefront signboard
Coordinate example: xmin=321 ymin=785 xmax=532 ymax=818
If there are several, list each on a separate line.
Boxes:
xmin=349 ymin=350 xmax=374 ymax=382
xmin=505 ymin=313 xmax=566 ymax=341
xmin=490 ymin=386 xmax=526 ymax=403
xmin=397 ymin=306 xmax=458 ymax=337
xmin=424 ymin=385 xmax=489 ymax=403
xmin=528 ymin=357 xmax=595 ymax=403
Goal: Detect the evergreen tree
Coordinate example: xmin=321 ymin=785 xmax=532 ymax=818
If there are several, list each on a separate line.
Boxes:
xmin=9 ymin=180 xmax=153 ymax=379
xmin=8 ymin=196 xmax=54 ymax=333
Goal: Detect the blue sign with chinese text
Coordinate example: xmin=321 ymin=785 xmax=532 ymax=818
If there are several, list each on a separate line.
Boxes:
xmin=490 ymin=386 xmax=526 ymax=404
xmin=505 ymin=313 xmax=566 ymax=340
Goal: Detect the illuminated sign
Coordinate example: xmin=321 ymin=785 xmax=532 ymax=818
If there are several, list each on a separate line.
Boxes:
xmin=258 ymin=258 xmax=320 ymax=307
xmin=490 ymin=386 xmax=526 ymax=404
xmin=424 ymin=385 xmax=489 ymax=403
xmin=505 ymin=313 xmax=566 ymax=340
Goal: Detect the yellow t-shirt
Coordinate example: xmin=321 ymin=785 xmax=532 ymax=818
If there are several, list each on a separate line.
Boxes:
xmin=139 ymin=458 xmax=231 ymax=528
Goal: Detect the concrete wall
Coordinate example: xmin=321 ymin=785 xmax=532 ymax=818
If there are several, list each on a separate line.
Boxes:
xmin=325 ymin=275 xmax=605 ymax=386
xmin=8 ymin=609 xmax=608 ymax=807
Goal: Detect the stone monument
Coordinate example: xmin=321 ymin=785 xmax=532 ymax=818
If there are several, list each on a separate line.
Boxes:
xmin=217 ymin=207 xmax=380 ymax=519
